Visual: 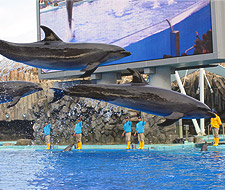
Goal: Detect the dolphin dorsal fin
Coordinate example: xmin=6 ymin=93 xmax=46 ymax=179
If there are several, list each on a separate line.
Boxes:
xmin=127 ymin=68 xmax=148 ymax=84
xmin=40 ymin=25 xmax=62 ymax=41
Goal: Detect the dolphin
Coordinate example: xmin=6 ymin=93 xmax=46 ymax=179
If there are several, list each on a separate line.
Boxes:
xmin=62 ymin=143 xmax=75 ymax=152
xmin=66 ymin=0 xmax=74 ymax=29
xmin=201 ymin=141 xmax=208 ymax=151
xmin=50 ymin=68 xmax=216 ymax=126
xmin=0 ymin=81 xmax=43 ymax=108
xmin=0 ymin=26 xmax=131 ymax=78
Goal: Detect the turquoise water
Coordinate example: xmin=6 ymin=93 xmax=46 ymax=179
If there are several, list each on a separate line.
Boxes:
xmin=1 ymin=149 xmax=225 ymax=189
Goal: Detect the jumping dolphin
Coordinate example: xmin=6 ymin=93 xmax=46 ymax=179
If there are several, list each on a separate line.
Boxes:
xmin=0 ymin=26 xmax=131 ymax=78
xmin=66 ymin=0 xmax=74 ymax=29
xmin=51 ymin=68 xmax=215 ymax=126
xmin=0 ymin=81 xmax=43 ymax=108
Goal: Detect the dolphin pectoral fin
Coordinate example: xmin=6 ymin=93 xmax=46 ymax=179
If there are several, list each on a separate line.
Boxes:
xmin=80 ymin=62 xmax=101 ymax=78
xmin=127 ymin=68 xmax=148 ymax=84
xmin=165 ymin=112 xmax=184 ymax=120
xmin=158 ymin=119 xmax=179 ymax=127
xmin=7 ymin=96 xmax=21 ymax=108
xmin=40 ymin=25 xmax=63 ymax=42
xmin=81 ymin=62 xmax=100 ymax=72
xmin=79 ymin=69 xmax=97 ymax=78
xmin=158 ymin=112 xmax=184 ymax=126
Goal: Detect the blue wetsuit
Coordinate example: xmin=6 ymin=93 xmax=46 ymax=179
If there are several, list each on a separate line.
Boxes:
xmin=124 ymin=121 xmax=132 ymax=133
xmin=74 ymin=121 xmax=82 ymax=134
xmin=44 ymin=124 xmax=51 ymax=136
xmin=136 ymin=121 xmax=146 ymax=134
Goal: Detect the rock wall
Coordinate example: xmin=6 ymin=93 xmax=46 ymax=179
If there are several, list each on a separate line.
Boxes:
xmin=31 ymin=96 xmax=178 ymax=145
xmin=0 ymin=120 xmax=34 ymax=141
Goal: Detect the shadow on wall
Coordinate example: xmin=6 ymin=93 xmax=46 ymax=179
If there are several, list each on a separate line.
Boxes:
xmin=0 ymin=120 xmax=34 ymax=141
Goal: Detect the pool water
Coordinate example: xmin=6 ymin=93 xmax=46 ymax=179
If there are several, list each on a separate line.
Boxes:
xmin=0 ymin=149 xmax=225 ymax=189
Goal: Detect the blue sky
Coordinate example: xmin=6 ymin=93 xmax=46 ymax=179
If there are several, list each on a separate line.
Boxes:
xmin=0 ymin=0 xmax=37 ymax=42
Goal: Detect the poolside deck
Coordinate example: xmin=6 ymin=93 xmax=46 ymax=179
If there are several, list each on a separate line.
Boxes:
xmin=0 ymin=143 xmax=194 ymax=151
xmin=1 ymin=135 xmax=225 ymax=151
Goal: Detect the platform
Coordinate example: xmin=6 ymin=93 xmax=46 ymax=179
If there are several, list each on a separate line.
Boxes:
xmin=1 ymin=136 xmax=225 ymax=151
xmin=0 ymin=141 xmax=206 ymax=151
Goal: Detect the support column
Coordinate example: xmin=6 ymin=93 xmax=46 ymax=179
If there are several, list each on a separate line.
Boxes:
xmin=148 ymin=67 xmax=171 ymax=89
xmin=176 ymin=120 xmax=183 ymax=138
xmin=199 ymin=68 xmax=205 ymax=135
xmin=91 ymin=72 xmax=121 ymax=84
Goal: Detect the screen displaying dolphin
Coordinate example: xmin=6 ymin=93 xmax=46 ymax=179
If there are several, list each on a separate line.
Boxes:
xmin=0 ymin=26 xmax=131 ymax=78
xmin=0 ymin=81 xmax=43 ymax=108
xmin=51 ymin=68 xmax=215 ymax=126
xmin=40 ymin=0 xmax=212 ymax=74
xmin=66 ymin=0 xmax=73 ymax=29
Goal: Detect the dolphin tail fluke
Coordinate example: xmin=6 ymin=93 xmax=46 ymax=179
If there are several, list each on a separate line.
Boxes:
xmin=49 ymin=88 xmax=65 ymax=104
xmin=158 ymin=112 xmax=184 ymax=126
xmin=7 ymin=96 xmax=21 ymax=108
xmin=80 ymin=62 xmax=101 ymax=78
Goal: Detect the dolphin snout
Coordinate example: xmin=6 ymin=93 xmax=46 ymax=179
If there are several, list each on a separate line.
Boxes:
xmin=121 ymin=51 xmax=131 ymax=56
xmin=37 ymin=86 xmax=43 ymax=91
xmin=208 ymin=111 xmax=216 ymax=118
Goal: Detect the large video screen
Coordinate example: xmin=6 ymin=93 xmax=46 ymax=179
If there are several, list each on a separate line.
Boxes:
xmin=40 ymin=0 xmax=212 ymax=74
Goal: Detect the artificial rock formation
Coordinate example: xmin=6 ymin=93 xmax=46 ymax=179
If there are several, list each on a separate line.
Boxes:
xmin=30 ymin=95 xmax=178 ymax=145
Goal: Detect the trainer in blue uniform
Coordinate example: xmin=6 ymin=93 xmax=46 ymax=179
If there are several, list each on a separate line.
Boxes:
xmin=73 ymin=117 xmax=83 ymax=149
xmin=122 ymin=117 xmax=132 ymax=149
xmin=43 ymin=120 xmax=51 ymax=150
xmin=134 ymin=116 xmax=146 ymax=149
